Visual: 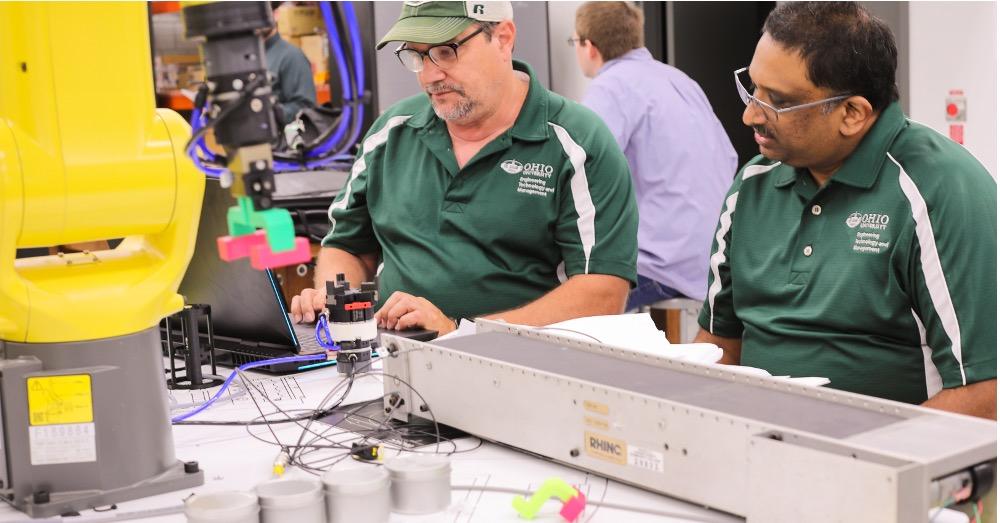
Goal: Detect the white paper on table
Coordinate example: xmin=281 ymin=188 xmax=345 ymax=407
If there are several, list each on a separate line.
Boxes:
xmin=540 ymin=313 xmax=723 ymax=364
xmin=436 ymin=314 xmax=723 ymax=364
xmin=434 ymin=318 xmax=478 ymax=341
xmin=722 ymin=365 xmax=830 ymax=387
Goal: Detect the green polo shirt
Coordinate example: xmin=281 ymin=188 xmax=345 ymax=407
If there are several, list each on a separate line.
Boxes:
xmin=699 ymin=102 xmax=996 ymax=404
xmin=322 ymin=61 xmax=638 ymax=320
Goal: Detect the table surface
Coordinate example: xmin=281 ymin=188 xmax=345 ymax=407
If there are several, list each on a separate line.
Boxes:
xmin=0 ymin=359 xmax=741 ymax=523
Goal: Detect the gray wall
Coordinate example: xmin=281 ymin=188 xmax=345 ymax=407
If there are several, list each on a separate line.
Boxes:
xmin=373 ymin=2 xmax=551 ymax=114
xmin=547 ymin=1 xmax=588 ymax=101
xmin=859 ymin=2 xmax=909 ymax=113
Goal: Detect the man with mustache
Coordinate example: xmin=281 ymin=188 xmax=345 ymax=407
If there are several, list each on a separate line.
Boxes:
xmin=695 ymin=2 xmax=996 ymax=419
xmin=291 ymin=1 xmax=638 ymax=338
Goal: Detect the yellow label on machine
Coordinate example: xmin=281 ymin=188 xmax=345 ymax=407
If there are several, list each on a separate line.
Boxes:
xmin=26 ymin=375 xmax=94 ymax=425
xmin=583 ymin=400 xmax=609 ymax=416
xmin=584 ymin=431 xmax=627 ymax=465
xmin=584 ymin=416 xmax=609 ymax=430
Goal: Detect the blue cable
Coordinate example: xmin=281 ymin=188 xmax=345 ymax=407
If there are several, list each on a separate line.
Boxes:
xmin=187 ymin=105 xmax=225 ymax=177
xmin=342 ymin=2 xmax=364 ymax=96
xmin=308 ymin=1 xmax=353 ymax=159
xmin=340 ymin=1 xmax=366 ymax=152
xmin=170 ymin=353 xmax=327 ymax=423
xmin=186 ymin=2 xmax=367 ymax=175
xmin=315 ymin=313 xmax=341 ymax=350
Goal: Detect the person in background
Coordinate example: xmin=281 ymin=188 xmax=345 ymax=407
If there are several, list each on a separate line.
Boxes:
xmin=290 ymin=1 xmax=638 ymax=337
xmin=572 ymin=1 xmax=737 ymax=309
xmin=267 ymin=2 xmax=317 ymax=125
xmin=695 ymin=2 xmax=996 ymax=419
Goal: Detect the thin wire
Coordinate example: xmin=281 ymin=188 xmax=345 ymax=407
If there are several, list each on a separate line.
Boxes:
xmin=450 ymin=485 xmax=733 ymax=522
xmin=583 ymin=474 xmax=609 ymax=523
xmin=233 ymin=367 xmax=450 ymax=475
xmin=234 ymin=368 xmax=283 ymax=449
xmin=531 ymin=326 xmax=605 ymax=344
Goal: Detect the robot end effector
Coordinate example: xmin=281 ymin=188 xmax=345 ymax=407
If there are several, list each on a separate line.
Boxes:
xmin=182 ymin=2 xmax=310 ymax=270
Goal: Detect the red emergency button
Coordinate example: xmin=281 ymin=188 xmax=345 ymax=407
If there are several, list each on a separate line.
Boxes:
xmin=947 ymin=103 xmax=959 ymax=116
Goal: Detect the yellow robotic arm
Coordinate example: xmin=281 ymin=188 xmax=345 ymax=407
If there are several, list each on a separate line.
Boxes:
xmin=0 ymin=2 xmax=203 ymax=343
xmin=0 ymin=3 xmax=315 ymax=515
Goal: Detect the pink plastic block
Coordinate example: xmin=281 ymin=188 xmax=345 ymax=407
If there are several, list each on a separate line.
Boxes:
xmin=559 ymin=491 xmax=586 ymax=522
xmin=217 ymin=231 xmax=268 ymax=261
xmin=250 ymin=237 xmax=311 ymax=270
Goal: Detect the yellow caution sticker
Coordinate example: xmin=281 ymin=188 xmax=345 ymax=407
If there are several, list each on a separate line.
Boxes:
xmin=26 ymin=375 xmax=94 ymax=426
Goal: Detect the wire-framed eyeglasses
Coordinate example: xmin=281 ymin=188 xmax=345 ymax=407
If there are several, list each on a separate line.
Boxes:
xmin=395 ymin=26 xmax=485 ymax=73
xmin=734 ymin=67 xmax=852 ymax=121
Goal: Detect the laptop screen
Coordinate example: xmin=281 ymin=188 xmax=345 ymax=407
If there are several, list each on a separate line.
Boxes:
xmin=177 ymin=178 xmax=301 ymax=352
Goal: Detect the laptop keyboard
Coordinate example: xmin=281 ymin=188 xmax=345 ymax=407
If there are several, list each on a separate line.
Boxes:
xmin=293 ymin=322 xmax=327 ymax=354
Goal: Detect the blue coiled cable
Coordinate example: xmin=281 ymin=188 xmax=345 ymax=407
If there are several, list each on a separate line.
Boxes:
xmin=170 ymin=353 xmax=327 ymax=423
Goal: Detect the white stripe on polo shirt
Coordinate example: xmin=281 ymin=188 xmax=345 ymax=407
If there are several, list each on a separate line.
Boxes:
xmin=549 ymin=122 xmax=596 ymax=273
xmin=912 ymin=309 xmax=944 ymax=399
xmin=891 ymin=152 xmax=966 ymax=385
xmin=328 ymin=115 xmax=412 ymax=234
xmin=707 ymin=161 xmax=780 ymax=333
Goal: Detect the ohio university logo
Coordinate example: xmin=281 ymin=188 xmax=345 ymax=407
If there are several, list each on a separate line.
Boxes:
xmin=846 ymin=211 xmax=890 ymax=230
xmin=500 ymin=159 xmax=523 ymax=174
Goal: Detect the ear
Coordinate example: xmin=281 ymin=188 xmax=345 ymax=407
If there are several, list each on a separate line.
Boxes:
xmin=587 ymin=41 xmax=603 ymax=62
xmin=840 ymin=95 xmax=875 ymax=137
xmin=494 ymin=20 xmax=517 ymax=58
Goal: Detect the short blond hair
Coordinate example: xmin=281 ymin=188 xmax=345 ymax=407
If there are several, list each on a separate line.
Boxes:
xmin=575 ymin=2 xmax=644 ymax=62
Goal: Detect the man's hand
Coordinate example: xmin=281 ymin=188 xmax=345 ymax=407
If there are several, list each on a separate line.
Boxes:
xmin=693 ymin=328 xmax=742 ymax=365
xmin=375 ymin=291 xmax=456 ymax=336
xmin=290 ymin=288 xmax=326 ymax=323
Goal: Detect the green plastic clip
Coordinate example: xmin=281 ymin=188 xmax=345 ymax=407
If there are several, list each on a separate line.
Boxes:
xmin=226 ymin=195 xmax=296 ymax=253
xmin=512 ymin=477 xmax=579 ymax=520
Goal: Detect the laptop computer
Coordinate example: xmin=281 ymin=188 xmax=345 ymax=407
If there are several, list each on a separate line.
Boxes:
xmin=173 ymin=177 xmax=435 ymax=373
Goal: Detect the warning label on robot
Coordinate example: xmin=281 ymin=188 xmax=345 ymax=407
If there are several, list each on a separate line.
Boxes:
xmin=30 ymin=423 xmax=97 ymax=465
xmin=26 ymin=374 xmax=94 ymax=426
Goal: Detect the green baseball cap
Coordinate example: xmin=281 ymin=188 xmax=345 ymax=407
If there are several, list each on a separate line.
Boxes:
xmin=377 ymin=1 xmax=514 ymax=50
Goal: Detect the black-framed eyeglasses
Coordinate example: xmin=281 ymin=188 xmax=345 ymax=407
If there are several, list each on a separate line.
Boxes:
xmin=734 ymin=66 xmax=852 ymax=122
xmin=566 ymin=37 xmax=584 ymax=47
xmin=394 ymin=26 xmax=485 ymax=73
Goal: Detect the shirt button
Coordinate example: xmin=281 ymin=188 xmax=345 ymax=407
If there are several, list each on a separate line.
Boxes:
xmin=803 ymin=245 xmax=814 ymax=257
xmin=811 ymin=205 xmax=822 ymax=216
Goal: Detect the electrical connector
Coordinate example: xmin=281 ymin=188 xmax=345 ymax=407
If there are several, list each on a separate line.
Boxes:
xmin=273 ymin=451 xmax=290 ymax=477
xmin=350 ymin=442 xmax=381 ymax=462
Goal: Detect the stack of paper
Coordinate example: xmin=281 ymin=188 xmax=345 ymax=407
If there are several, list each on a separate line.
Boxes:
xmin=440 ymin=314 xmax=829 ymax=387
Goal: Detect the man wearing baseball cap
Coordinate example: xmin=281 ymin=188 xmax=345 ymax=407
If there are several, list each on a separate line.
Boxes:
xmin=292 ymin=1 xmax=639 ymax=338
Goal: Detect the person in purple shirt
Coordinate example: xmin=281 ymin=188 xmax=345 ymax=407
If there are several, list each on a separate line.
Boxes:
xmin=573 ymin=2 xmax=737 ymax=309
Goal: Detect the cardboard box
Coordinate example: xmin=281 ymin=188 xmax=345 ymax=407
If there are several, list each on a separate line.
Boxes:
xmin=277 ymin=5 xmax=324 ymax=37
xmin=176 ymin=65 xmax=205 ymax=90
xmin=155 ymin=54 xmax=203 ymax=90
xmin=298 ymin=34 xmax=328 ymax=73
xmin=160 ymin=54 xmax=201 ymax=65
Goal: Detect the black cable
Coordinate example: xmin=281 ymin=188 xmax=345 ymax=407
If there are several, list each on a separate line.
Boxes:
xmin=184 ymin=75 xmax=267 ymax=157
xmin=175 ymin=357 xmax=455 ymax=475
